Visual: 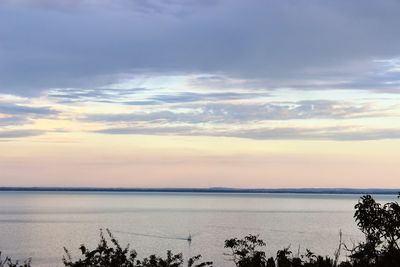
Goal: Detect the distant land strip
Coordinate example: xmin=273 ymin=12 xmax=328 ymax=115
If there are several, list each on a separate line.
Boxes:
xmin=0 ymin=187 xmax=399 ymax=195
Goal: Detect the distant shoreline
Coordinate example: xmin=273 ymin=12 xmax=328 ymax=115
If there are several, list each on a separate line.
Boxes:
xmin=0 ymin=187 xmax=399 ymax=195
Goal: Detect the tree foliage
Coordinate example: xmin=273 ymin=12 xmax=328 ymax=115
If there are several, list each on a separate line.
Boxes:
xmin=225 ymin=234 xmax=269 ymax=267
xmin=0 ymin=252 xmax=31 ymax=267
xmin=62 ymin=229 xmax=212 ymax=267
xmin=349 ymin=194 xmax=400 ymax=266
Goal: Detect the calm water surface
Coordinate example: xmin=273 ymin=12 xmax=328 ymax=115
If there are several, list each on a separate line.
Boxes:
xmin=0 ymin=192 xmax=396 ymax=266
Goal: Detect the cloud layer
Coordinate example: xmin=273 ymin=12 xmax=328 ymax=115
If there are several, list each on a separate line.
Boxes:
xmin=0 ymin=101 xmax=58 ymax=127
xmin=2 ymin=0 xmax=400 ymax=94
xmin=95 ymin=125 xmax=400 ymax=141
xmin=86 ymin=100 xmax=386 ymax=123
xmin=1 ymin=1 xmax=400 ymax=142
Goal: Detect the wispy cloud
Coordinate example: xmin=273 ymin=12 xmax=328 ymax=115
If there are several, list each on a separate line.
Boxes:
xmin=0 ymin=102 xmax=58 ymax=127
xmin=0 ymin=129 xmax=44 ymax=138
xmin=0 ymin=102 xmax=57 ymax=115
xmin=46 ymin=88 xmax=146 ymax=103
xmin=85 ymin=100 xmax=388 ymax=124
xmin=47 ymin=88 xmax=268 ymax=105
xmin=94 ymin=124 xmax=400 ymax=141
xmin=143 ymin=92 xmax=268 ymax=104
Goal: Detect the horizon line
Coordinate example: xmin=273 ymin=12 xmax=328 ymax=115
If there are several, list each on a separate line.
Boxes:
xmin=0 ymin=187 xmax=399 ymax=195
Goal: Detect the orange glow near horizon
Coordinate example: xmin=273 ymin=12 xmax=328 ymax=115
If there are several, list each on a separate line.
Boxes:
xmin=1 ymin=132 xmax=399 ymax=188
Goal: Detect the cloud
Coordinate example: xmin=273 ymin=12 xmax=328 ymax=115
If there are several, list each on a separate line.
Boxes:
xmin=0 ymin=102 xmax=57 ymax=115
xmin=96 ymin=125 xmax=194 ymax=136
xmin=0 ymin=116 xmax=27 ymax=126
xmin=2 ymin=0 xmax=400 ymax=95
xmin=147 ymin=92 xmax=268 ymax=104
xmin=47 ymin=88 xmax=267 ymax=105
xmin=86 ymin=96 xmax=398 ymax=141
xmin=0 ymin=129 xmax=44 ymax=138
xmin=0 ymin=102 xmax=58 ymax=126
xmin=85 ymin=100 xmax=386 ymax=124
xmin=94 ymin=124 xmax=400 ymax=141
xmin=221 ymin=127 xmax=400 ymax=141
xmin=46 ymin=87 xmax=146 ymax=103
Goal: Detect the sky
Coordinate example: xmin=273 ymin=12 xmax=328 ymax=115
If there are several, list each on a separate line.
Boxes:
xmin=0 ymin=0 xmax=400 ymax=188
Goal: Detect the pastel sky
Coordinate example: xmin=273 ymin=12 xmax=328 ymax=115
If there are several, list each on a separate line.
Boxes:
xmin=1 ymin=0 xmax=400 ymax=188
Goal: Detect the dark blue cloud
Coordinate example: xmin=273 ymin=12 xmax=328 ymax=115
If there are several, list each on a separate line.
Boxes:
xmin=145 ymin=92 xmax=268 ymax=104
xmin=0 ymin=103 xmax=57 ymax=115
xmin=1 ymin=0 xmax=400 ymax=95
xmin=47 ymin=88 xmax=146 ymax=103
xmin=0 ymin=102 xmax=58 ymax=127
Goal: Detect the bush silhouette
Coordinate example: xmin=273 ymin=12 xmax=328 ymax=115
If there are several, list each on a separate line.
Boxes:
xmin=225 ymin=234 xmax=269 ymax=267
xmin=0 ymin=252 xmax=31 ymax=267
xmin=225 ymin=237 xmax=338 ymax=267
xmin=223 ymin=194 xmax=400 ymax=267
xmin=63 ymin=229 xmax=213 ymax=267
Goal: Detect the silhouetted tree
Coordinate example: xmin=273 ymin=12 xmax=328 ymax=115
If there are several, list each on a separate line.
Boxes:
xmin=222 ymin=195 xmax=400 ymax=267
xmin=266 ymin=257 xmax=276 ymax=267
xmin=276 ymin=247 xmax=292 ymax=267
xmin=349 ymin=194 xmax=400 ymax=266
xmin=187 ymin=255 xmax=213 ymax=267
xmin=63 ymin=229 xmax=212 ymax=267
xmin=224 ymin=234 xmax=268 ymax=267
xmin=0 ymin=252 xmax=31 ymax=267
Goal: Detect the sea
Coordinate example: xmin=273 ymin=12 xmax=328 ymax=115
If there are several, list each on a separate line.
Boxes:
xmin=0 ymin=191 xmax=397 ymax=266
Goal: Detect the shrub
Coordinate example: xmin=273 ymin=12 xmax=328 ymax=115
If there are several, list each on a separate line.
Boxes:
xmin=63 ymin=229 xmax=213 ymax=267
xmin=0 ymin=252 xmax=31 ymax=267
xmin=224 ymin=234 xmax=269 ymax=267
